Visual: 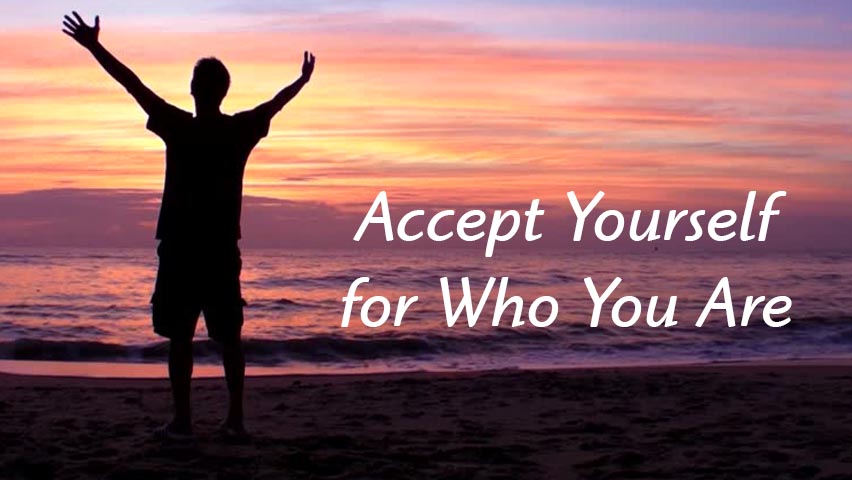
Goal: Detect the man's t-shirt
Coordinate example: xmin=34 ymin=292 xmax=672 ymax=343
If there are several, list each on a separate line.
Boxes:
xmin=147 ymin=102 xmax=271 ymax=241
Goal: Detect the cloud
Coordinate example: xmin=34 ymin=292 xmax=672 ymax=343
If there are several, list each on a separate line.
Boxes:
xmin=0 ymin=188 xmax=355 ymax=248
xmin=0 ymin=4 xmax=851 ymax=227
xmin=1 ymin=188 xmax=850 ymax=254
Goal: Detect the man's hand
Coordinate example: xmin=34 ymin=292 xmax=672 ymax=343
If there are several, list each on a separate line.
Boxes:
xmin=253 ymin=51 xmax=316 ymax=120
xmin=62 ymin=11 xmax=100 ymax=50
xmin=60 ymin=11 xmax=167 ymax=115
xmin=302 ymin=51 xmax=316 ymax=81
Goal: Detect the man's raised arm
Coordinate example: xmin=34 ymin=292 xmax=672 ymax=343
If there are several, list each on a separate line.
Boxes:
xmin=62 ymin=11 xmax=166 ymax=115
xmin=254 ymin=51 xmax=316 ymax=120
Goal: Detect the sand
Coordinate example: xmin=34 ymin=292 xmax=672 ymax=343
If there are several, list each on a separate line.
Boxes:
xmin=3 ymin=362 xmax=852 ymax=479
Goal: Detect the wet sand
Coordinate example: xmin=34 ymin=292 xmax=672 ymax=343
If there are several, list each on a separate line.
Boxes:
xmin=3 ymin=362 xmax=852 ymax=479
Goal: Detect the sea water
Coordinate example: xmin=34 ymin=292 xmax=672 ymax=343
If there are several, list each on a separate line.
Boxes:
xmin=0 ymin=247 xmax=850 ymax=376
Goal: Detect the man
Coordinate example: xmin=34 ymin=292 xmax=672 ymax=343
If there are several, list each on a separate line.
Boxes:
xmin=62 ymin=11 xmax=315 ymax=441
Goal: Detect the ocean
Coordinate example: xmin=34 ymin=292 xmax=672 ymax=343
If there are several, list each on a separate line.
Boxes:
xmin=1 ymin=248 xmax=850 ymax=376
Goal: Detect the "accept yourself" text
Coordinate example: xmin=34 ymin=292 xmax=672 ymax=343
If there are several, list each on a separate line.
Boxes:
xmin=353 ymin=190 xmax=787 ymax=257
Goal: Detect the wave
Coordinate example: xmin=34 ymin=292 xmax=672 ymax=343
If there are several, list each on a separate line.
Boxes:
xmin=0 ymin=297 xmax=318 ymax=321
xmin=2 ymin=315 xmax=851 ymax=367
xmin=245 ymin=268 xmax=571 ymax=290
xmin=0 ymin=333 xmax=499 ymax=365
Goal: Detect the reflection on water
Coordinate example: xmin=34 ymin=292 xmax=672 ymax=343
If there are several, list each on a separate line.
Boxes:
xmin=0 ymin=248 xmax=850 ymax=375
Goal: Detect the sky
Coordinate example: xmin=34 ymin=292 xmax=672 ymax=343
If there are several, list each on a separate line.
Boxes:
xmin=1 ymin=0 xmax=851 ymax=248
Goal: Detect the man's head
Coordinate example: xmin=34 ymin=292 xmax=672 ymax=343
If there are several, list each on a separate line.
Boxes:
xmin=191 ymin=57 xmax=230 ymax=108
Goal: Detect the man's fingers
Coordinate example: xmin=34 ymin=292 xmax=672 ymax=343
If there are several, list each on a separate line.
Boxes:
xmin=62 ymin=20 xmax=77 ymax=32
xmin=63 ymin=15 xmax=79 ymax=28
xmin=304 ymin=51 xmax=308 ymax=63
xmin=72 ymin=11 xmax=87 ymax=27
xmin=61 ymin=29 xmax=75 ymax=37
xmin=94 ymin=15 xmax=100 ymax=28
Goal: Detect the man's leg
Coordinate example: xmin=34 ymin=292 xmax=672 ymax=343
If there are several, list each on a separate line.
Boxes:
xmin=208 ymin=243 xmax=247 ymax=434
xmin=152 ymin=240 xmax=200 ymax=438
xmin=221 ymin=337 xmax=245 ymax=429
xmin=168 ymin=336 xmax=194 ymax=433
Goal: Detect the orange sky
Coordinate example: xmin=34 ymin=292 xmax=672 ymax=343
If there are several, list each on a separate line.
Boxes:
xmin=2 ymin=4 xmax=852 ymax=218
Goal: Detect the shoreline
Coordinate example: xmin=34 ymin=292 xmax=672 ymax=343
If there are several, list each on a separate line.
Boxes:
xmin=3 ymin=355 xmax=852 ymax=381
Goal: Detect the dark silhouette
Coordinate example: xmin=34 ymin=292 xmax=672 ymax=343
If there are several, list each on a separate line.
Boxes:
xmin=62 ymin=11 xmax=315 ymax=441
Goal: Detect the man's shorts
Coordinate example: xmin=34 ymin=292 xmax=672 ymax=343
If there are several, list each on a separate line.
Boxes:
xmin=151 ymin=240 xmax=245 ymax=342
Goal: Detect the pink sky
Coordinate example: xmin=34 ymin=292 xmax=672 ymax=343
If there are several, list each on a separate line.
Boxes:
xmin=1 ymin=1 xmax=851 ymax=249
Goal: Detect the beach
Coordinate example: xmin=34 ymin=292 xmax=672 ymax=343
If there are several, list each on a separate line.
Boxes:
xmin=5 ymin=1 xmax=852 ymax=478
xmin=3 ymin=361 xmax=852 ymax=479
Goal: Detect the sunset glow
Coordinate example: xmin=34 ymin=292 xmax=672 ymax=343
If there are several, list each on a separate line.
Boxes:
xmin=1 ymin=1 xmax=851 ymax=246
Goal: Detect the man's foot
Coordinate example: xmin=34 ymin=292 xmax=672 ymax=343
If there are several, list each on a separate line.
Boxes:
xmin=153 ymin=421 xmax=195 ymax=443
xmin=218 ymin=421 xmax=251 ymax=443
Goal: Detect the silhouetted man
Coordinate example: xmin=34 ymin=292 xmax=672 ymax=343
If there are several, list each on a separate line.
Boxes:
xmin=62 ymin=11 xmax=315 ymax=441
